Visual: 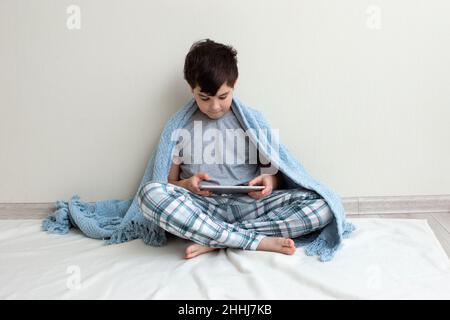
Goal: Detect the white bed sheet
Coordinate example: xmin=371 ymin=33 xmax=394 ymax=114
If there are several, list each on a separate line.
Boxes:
xmin=0 ymin=218 xmax=449 ymax=299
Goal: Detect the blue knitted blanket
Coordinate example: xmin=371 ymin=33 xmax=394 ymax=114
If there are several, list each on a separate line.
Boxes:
xmin=42 ymin=96 xmax=355 ymax=261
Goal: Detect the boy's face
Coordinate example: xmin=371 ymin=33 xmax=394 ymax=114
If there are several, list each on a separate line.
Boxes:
xmin=191 ymin=82 xmax=234 ymax=119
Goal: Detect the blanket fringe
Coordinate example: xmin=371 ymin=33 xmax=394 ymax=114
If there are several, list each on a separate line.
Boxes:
xmin=343 ymin=221 xmax=356 ymax=239
xmin=105 ymin=220 xmax=167 ymax=246
xmin=304 ymin=237 xmax=340 ymax=262
xmin=71 ymin=195 xmax=94 ymax=216
xmin=304 ymin=221 xmax=356 ymax=261
xmin=42 ymin=200 xmax=71 ymax=234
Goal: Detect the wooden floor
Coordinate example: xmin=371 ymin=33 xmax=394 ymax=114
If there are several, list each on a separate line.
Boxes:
xmin=348 ymin=213 xmax=450 ymax=259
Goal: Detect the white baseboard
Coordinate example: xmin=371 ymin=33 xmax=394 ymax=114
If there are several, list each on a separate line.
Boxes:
xmin=342 ymin=194 xmax=450 ymax=215
xmin=1 ymin=194 xmax=449 ymax=219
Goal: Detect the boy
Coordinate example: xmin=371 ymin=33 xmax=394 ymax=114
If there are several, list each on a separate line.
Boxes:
xmin=138 ymin=39 xmax=333 ymax=259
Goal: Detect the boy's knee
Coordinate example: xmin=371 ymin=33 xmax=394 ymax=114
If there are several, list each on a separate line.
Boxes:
xmin=138 ymin=182 xmax=166 ymax=209
xmin=314 ymin=199 xmax=334 ymax=226
xmin=139 ymin=181 xmax=165 ymax=196
xmin=140 ymin=182 xmax=165 ymax=194
xmin=138 ymin=182 xmax=187 ymax=212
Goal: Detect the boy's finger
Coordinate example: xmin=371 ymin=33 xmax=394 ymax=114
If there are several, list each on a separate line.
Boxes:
xmin=197 ymin=190 xmax=211 ymax=196
xmin=197 ymin=172 xmax=210 ymax=180
xmin=248 ymin=191 xmax=262 ymax=199
xmin=249 ymin=187 xmax=271 ymax=199
xmin=192 ymin=179 xmax=201 ymax=192
xmin=248 ymin=176 xmax=262 ymax=186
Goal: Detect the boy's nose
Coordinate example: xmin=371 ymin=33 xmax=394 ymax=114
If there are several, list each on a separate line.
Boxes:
xmin=210 ymin=102 xmax=221 ymax=112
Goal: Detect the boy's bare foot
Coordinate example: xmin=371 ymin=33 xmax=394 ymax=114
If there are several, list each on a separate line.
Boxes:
xmin=185 ymin=243 xmax=219 ymax=259
xmin=256 ymin=237 xmax=296 ymax=255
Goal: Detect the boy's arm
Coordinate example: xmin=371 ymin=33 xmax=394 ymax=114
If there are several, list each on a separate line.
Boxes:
xmin=257 ymin=149 xmax=284 ymax=190
xmin=168 ymin=157 xmax=188 ymax=189
xmin=167 ymin=158 xmax=212 ymax=196
xmin=257 ymin=158 xmax=283 ymax=190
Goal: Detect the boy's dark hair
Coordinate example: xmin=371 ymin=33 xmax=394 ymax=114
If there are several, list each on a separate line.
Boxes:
xmin=184 ymin=39 xmax=238 ymax=96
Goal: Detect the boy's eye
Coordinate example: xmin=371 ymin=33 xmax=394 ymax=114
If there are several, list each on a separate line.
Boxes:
xmin=200 ymin=96 xmax=227 ymax=101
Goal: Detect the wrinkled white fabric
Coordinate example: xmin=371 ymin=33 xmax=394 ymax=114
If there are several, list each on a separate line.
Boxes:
xmin=1 ymin=218 xmax=449 ymax=299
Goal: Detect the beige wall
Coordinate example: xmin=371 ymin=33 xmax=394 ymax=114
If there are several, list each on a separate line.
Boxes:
xmin=1 ymin=0 xmax=449 ymax=202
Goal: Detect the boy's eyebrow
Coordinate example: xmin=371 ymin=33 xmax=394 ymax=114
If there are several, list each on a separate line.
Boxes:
xmin=199 ymin=91 xmax=230 ymax=97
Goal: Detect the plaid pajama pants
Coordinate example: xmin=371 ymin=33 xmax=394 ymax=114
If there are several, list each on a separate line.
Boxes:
xmin=138 ymin=182 xmax=334 ymax=250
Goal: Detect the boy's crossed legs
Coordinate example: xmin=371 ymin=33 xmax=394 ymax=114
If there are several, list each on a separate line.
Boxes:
xmin=138 ymin=182 xmax=333 ymax=259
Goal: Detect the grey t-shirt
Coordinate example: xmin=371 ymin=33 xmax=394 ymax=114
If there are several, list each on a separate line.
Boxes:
xmin=174 ymin=108 xmax=260 ymax=186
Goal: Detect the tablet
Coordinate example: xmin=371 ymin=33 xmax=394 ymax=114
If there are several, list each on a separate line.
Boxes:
xmin=199 ymin=182 xmax=265 ymax=194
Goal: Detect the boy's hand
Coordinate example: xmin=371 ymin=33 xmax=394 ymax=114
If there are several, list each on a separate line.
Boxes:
xmin=247 ymin=174 xmax=277 ymax=199
xmin=181 ymin=172 xmax=213 ymax=197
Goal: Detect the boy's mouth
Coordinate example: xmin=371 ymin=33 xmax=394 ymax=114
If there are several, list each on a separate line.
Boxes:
xmin=208 ymin=111 xmax=223 ymax=118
